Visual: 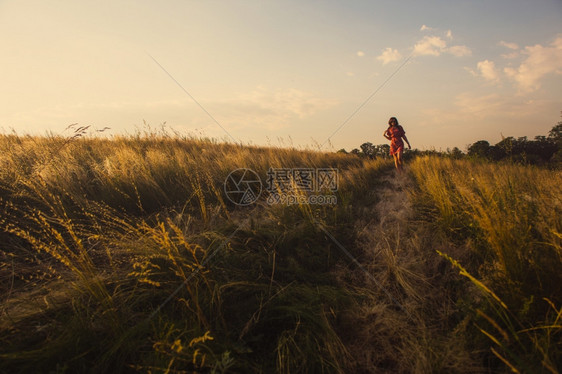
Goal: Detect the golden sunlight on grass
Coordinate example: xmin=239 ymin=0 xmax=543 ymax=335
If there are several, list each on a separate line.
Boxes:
xmin=0 ymin=133 xmax=559 ymax=373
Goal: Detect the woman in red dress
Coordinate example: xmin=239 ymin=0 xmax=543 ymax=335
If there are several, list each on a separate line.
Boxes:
xmin=383 ymin=117 xmax=411 ymax=172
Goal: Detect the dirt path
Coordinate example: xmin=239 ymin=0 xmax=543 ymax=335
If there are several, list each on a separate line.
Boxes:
xmin=373 ymin=172 xmax=414 ymax=227
xmin=341 ymin=169 xmax=481 ymax=373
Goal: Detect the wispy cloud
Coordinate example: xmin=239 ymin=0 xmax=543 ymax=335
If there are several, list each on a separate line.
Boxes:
xmin=501 ymin=51 xmax=519 ymax=59
xmin=8 ymin=87 xmax=339 ymax=133
xmin=419 ymin=92 xmax=558 ymax=131
xmin=448 ymin=45 xmax=472 ymax=57
xmin=217 ymin=86 xmax=338 ymax=130
xmin=413 ymin=36 xmax=447 ymax=56
xmin=413 ymin=35 xmax=471 ymax=57
xmin=503 ymin=35 xmax=562 ymax=92
xmin=469 ymin=35 xmax=562 ymax=92
xmin=477 ymin=59 xmax=500 ymax=82
xmin=454 ymin=92 xmax=505 ymax=115
xmin=499 ymin=41 xmax=519 ymax=58
xmin=464 ymin=66 xmax=478 ymax=77
xmin=499 ymin=41 xmax=519 ymax=50
xmin=356 ymin=51 xmax=365 ymax=57
xmin=376 ymin=47 xmax=402 ymax=64
xmin=376 ymin=27 xmax=470 ymax=62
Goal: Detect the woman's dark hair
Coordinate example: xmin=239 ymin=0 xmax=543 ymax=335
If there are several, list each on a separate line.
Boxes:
xmin=388 ymin=117 xmax=399 ymax=126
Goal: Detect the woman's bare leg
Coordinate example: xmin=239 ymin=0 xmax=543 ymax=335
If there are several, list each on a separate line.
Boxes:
xmin=395 ymin=151 xmax=404 ymax=173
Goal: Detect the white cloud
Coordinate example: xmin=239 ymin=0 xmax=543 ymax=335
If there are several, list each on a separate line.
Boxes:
xmin=477 ymin=59 xmax=500 ymax=82
xmin=420 ymin=24 xmax=434 ymax=32
xmin=446 ymin=30 xmax=453 ymax=40
xmin=504 ymin=66 xmax=517 ymax=79
xmin=376 ymin=47 xmax=402 ymax=64
xmin=357 ymin=51 xmax=365 ymax=57
xmin=501 ymin=51 xmax=519 ymax=59
xmin=503 ymin=35 xmax=562 ymax=92
xmin=469 ymin=35 xmax=562 ymax=92
xmin=464 ymin=67 xmax=478 ymax=77
xmin=416 ymin=93 xmax=560 ymax=150
xmin=448 ymin=45 xmax=472 ymax=57
xmin=455 ymin=92 xmax=504 ymax=115
xmin=499 ymin=42 xmax=519 ymax=58
xmin=413 ymin=36 xmax=447 ymax=56
xmin=499 ymin=41 xmax=519 ymax=50
xmin=413 ymin=35 xmax=471 ymax=57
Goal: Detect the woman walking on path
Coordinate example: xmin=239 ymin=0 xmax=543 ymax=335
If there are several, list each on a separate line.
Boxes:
xmin=383 ymin=117 xmax=411 ymax=173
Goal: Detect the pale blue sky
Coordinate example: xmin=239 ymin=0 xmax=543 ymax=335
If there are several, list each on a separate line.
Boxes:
xmin=1 ymin=0 xmax=561 ymax=151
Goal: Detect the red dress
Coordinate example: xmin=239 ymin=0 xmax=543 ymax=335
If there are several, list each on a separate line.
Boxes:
xmin=385 ymin=125 xmax=405 ymax=155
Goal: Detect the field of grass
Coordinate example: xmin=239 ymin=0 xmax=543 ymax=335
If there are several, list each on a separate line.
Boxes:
xmin=410 ymin=156 xmax=562 ymax=373
xmin=0 ymin=133 xmax=560 ymax=373
xmin=0 ymin=132 xmax=394 ymax=373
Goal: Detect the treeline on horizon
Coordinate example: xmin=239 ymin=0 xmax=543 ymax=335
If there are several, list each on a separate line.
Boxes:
xmin=339 ymin=117 xmax=562 ymax=166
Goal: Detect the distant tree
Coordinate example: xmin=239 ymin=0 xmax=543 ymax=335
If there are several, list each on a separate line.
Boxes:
xmin=548 ymin=122 xmax=562 ymax=145
xmin=337 ymin=148 xmax=348 ymax=154
xmin=403 ymin=147 xmax=421 ymax=160
xmin=467 ymin=140 xmax=492 ymax=159
xmin=360 ymin=142 xmax=376 ymax=159
xmin=350 ymin=148 xmax=361 ymax=155
xmin=494 ymin=136 xmax=515 ymax=160
xmin=447 ymin=147 xmax=464 ymax=159
xmin=527 ymin=137 xmax=557 ymax=163
xmin=550 ymin=148 xmax=562 ymax=166
xmin=376 ymin=144 xmax=390 ymax=158
xmin=548 ymin=117 xmax=562 ymax=165
xmin=468 ymin=123 xmax=561 ymax=164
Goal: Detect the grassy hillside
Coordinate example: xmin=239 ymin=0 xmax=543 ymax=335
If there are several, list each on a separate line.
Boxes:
xmin=0 ymin=133 xmax=560 ymax=373
xmin=0 ymin=133 xmax=393 ymax=373
xmin=409 ymin=156 xmax=562 ymax=373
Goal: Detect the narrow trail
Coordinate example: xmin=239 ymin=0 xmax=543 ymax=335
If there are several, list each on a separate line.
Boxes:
xmin=373 ymin=171 xmax=414 ymax=230
xmin=340 ymin=168 xmax=481 ymax=374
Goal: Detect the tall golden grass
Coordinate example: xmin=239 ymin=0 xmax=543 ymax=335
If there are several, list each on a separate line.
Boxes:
xmin=3 ymin=131 xmax=559 ymax=373
xmin=0 ymin=131 xmax=393 ymax=373
xmin=410 ymin=156 xmax=562 ymax=373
